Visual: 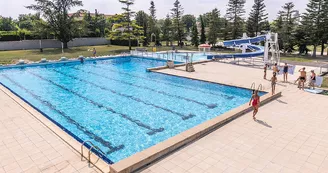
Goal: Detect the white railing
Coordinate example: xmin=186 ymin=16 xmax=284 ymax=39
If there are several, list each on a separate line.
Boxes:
xmin=131 ymin=50 xmax=192 ymax=62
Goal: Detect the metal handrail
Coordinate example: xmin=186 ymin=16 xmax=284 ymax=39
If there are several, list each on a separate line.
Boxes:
xmin=81 ymin=140 xmax=94 ymax=161
xmin=257 ymin=84 xmax=263 ymax=91
xmin=81 ymin=140 xmax=109 ymax=169
xmin=250 ymin=82 xmax=256 ymax=90
xmin=88 ymin=145 xmax=106 ymax=166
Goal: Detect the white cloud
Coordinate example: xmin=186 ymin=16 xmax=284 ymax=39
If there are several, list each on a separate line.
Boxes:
xmin=0 ymin=0 xmax=307 ymax=21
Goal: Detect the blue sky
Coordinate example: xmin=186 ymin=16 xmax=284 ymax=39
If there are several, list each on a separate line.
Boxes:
xmin=0 ymin=0 xmax=307 ymax=21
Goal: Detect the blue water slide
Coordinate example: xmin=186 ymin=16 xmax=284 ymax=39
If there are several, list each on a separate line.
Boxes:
xmin=208 ymin=35 xmax=266 ymax=59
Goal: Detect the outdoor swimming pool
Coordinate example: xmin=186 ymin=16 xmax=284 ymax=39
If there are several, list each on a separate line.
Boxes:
xmin=0 ymin=57 xmax=264 ymax=164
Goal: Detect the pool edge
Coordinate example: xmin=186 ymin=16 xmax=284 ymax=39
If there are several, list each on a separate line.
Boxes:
xmin=0 ymin=84 xmax=110 ymax=173
xmin=110 ymin=91 xmax=282 ymax=173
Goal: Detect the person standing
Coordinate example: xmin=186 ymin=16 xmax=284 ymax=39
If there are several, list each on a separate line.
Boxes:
xmin=298 ymin=67 xmax=307 ymax=90
xmin=310 ymin=70 xmax=316 ymax=89
xmin=92 ymin=48 xmax=97 ymax=57
xmin=249 ymin=90 xmax=260 ymax=120
xmin=273 ymin=63 xmax=280 ymax=73
xmin=271 ymin=72 xmax=277 ymax=95
xmin=283 ymin=63 xmax=289 ymax=82
xmin=264 ymin=64 xmax=268 ymax=80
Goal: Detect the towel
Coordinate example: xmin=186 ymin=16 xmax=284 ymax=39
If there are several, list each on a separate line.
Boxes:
xmin=277 ymin=65 xmax=295 ymax=75
xmin=288 ymin=65 xmax=296 ymax=75
xmin=315 ymin=76 xmax=324 ymax=87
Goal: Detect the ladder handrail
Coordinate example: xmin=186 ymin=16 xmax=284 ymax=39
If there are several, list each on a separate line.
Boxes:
xmin=81 ymin=140 xmax=95 ymax=161
xmin=81 ymin=140 xmax=108 ymax=168
xmin=250 ymin=82 xmax=256 ymax=90
xmin=88 ymin=145 xmax=106 ymax=166
xmin=257 ymin=84 xmax=263 ymax=91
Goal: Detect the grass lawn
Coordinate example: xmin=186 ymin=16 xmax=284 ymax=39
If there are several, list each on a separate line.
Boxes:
xmin=280 ymin=56 xmax=315 ymax=62
xmin=281 ymin=54 xmax=328 ymax=63
xmin=0 ymin=45 xmax=238 ymax=65
xmin=0 ymin=45 xmax=131 ymax=65
xmin=322 ymin=77 xmax=328 ymax=88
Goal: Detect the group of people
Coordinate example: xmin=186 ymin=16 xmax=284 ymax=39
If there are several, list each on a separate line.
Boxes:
xmin=250 ymin=62 xmax=318 ymax=120
xmin=295 ymin=67 xmax=317 ymax=90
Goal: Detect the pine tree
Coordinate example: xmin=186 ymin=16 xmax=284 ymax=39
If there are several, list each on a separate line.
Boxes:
xmin=191 ymin=21 xmax=199 ymax=47
xmin=200 ymin=15 xmax=206 ymax=44
xmin=322 ymin=0 xmax=328 ymax=55
xmin=278 ymin=2 xmax=298 ymax=53
xmin=135 ymin=11 xmax=149 ymax=46
xmin=226 ymin=0 xmax=246 ymax=39
xmin=221 ymin=17 xmax=231 ymax=40
xmin=118 ymin=0 xmax=135 ymax=50
xmin=302 ymin=0 xmax=325 ymax=57
xmin=171 ymin=0 xmax=185 ymax=47
xmin=207 ymin=8 xmax=220 ymax=45
xmin=148 ymin=0 xmax=158 ymax=45
xmin=246 ymin=0 xmax=268 ymax=37
xmin=162 ymin=14 xmax=173 ymax=46
xmin=149 ymin=1 xmax=156 ymax=19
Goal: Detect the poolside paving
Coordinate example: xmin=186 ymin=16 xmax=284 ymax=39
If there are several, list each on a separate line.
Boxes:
xmin=138 ymin=62 xmax=328 ymax=173
xmin=1 ymin=61 xmax=328 ymax=173
xmin=0 ymin=88 xmax=99 ymax=173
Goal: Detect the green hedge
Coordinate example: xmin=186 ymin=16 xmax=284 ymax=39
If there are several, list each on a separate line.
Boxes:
xmin=110 ymin=40 xmax=138 ymax=46
xmin=0 ymin=31 xmax=39 ymax=41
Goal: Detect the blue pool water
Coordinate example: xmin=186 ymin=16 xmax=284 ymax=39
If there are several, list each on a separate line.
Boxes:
xmin=0 ymin=57 xmax=264 ymax=163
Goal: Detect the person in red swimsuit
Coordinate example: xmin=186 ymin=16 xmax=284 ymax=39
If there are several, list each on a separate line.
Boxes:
xmin=249 ymin=90 xmax=260 ymax=120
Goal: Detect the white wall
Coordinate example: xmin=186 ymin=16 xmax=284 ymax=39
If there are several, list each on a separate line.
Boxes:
xmin=0 ymin=38 xmax=110 ymax=51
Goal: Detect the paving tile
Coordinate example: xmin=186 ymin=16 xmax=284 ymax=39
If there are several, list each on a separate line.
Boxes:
xmin=169 ymin=166 xmax=186 ymax=173
xmin=307 ymin=152 xmax=326 ymax=166
xmin=187 ymin=166 xmax=204 ymax=173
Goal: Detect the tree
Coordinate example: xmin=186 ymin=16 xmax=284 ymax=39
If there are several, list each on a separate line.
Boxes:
xmin=191 ymin=21 xmax=199 ymax=47
xmin=148 ymin=1 xmax=159 ymax=45
xmin=277 ymin=2 xmax=298 ymax=53
xmin=27 ymin=0 xmax=83 ymax=49
xmin=109 ymin=14 xmax=144 ymax=45
xmin=226 ymin=0 xmax=246 ymax=39
xmin=207 ymin=8 xmax=220 ymax=45
xmin=221 ymin=17 xmax=232 ymax=40
xmin=17 ymin=13 xmax=42 ymax=31
xmin=118 ymin=0 xmax=135 ymax=50
xmin=171 ymin=0 xmax=184 ymax=47
xmin=162 ymin=14 xmax=173 ymax=46
xmin=246 ymin=0 xmax=268 ymax=37
xmin=135 ymin=11 xmax=149 ymax=45
xmin=182 ymin=14 xmax=196 ymax=33
xmin=302 ymin=0 xmax=325 ymax=57
xmin=0 ymin=17 xmax=16 ymax=31
xmin=199 ymin=15 xmax=206 ymax=44
xmin=83 ymin=10 xmax=107 ymax=37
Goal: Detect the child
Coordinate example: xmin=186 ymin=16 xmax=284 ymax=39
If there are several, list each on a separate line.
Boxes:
xmin=249 ymin=90 xmax=260 ymax=120
xmin=264 ymin=64 xmax=268 ymax=79
xmin=92 ymin=48 xmax=97 ymax=57
xmin=271 ymin=72 xmax=277 ymax=95
xmin=283 ymin=63 xmax=289 ymax=82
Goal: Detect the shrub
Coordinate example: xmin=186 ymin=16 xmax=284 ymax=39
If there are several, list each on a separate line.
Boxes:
xmin=110 ymin=40 xmax=138 ymax=46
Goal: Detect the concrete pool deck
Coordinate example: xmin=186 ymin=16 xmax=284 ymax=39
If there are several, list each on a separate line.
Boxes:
xmin=0 ymin=86 xmax=101 ymax=173
xmin=1 ymin=60 xmax=328 ymax=173
xmin=138 ymin=61 xmax=328 ymax=173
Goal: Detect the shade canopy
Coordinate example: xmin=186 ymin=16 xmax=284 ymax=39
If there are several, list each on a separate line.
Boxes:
xmin=198 ymin=44 xmax=212 ymax=48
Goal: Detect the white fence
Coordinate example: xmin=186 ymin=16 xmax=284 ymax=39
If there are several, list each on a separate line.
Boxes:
xmin=0 ymin=37 xmax=110 ymax=51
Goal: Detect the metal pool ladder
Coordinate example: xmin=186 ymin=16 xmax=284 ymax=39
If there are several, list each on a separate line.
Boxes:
xmin=250 ymin=83 xmax=263 ymax=91
xmin=251 ymin=82 xmax=256 ymax=90
xmin=81 ymin=140 xmax=107 ymax=167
